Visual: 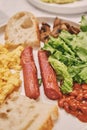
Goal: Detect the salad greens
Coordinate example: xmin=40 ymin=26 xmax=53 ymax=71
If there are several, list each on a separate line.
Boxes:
xmin=80 ymin=15 xmax=87 ymax=32
xmin=42 ymin=16 xmax=87 ymax=94
xmin=49 ymin=56 xmax=73 ymax=94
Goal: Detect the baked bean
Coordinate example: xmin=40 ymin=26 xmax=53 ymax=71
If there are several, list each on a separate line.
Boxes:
xmin=82 ymin=100 xmax=86 ymax=103
xmin=69 ymin=100 xmax=78 ymax=111
xmin=65 ymin=96 xmax=74 ymax=103
xmin=69 ymin=96 xmax=75 ymax=100
xmin=83 ymin=90 xmax=87 ymax=98
xmin=76 ymin=93 xmax=83 ymax=101
xmin=70 ymin=90 xmax=77 ymax=97
xmin=82 ymin=84 xmax=87 ymax=90
xmin=58 ymin=83 xmax=87 ymax=122
xmin=70 ymin=104 xmax=77 ymax=111
xmin=78 ymin=89 xmax=83 ymax=93
xmin=65 ymin=97 xmax=71 ymax=103
xmin=73 ymin=83 xmax=81 ymax=90
xmin=58 ymin=98 xmax=65 ymax=107
xmin=83 ymin=90 xmax=87 ymax=94
xmin=83 ymin=93 xmax=87 ymax=99
xmin=70 ymin=110 xmax=78 ymax=117
xmin=76 ymin=102 xmax=80 ymax=107
xmin=81 ymin=105 xmax=87 ymax=114
xmin=63 ymin=102 xmax=70 ymax=113
xmin=77 ymin=112 xmax=87 ymax=122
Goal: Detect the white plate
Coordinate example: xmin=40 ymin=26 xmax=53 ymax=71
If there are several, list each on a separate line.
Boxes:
xmin=27 ymin=0 xmax=87 ymax=14
xmin=38 ymin=17 xmax=87 ymax=130
xmin=0 ymin=10 xmax=9 ymax=27
xmin=0 ymin=16 xmax=87 ymax=130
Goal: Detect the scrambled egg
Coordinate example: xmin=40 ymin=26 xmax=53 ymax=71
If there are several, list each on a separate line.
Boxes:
xmin=0 ymin=45 xmax=24 ymax=104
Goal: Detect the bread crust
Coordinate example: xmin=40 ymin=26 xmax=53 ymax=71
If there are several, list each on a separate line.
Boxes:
xmin=0 ymin=92 xmax=58 ymax=130
xmin=5 ymin=11 xmax=40 ymax=48
xmin=38 ymin=116 xmax=53 ymax=130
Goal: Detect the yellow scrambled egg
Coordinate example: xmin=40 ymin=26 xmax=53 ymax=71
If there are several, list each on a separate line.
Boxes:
xmin=0 ymin=45 xmax=24 ymax=104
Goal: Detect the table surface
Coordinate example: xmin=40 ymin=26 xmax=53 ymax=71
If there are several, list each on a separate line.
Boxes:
xmin=0 ymin=0 xmax=87 ymax=23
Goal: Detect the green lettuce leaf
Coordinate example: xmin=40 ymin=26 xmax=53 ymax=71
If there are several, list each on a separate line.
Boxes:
xmin=80 ymin=15 xmax=87 ymax=32
xmin=48 ymin=56 xmax=73 ymax=94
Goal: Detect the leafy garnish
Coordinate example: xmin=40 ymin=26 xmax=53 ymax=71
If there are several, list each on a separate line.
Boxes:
xmin=42 ymin=16 xmax=87 ymax=94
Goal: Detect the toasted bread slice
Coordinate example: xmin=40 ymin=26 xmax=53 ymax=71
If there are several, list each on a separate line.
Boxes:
xmin=5 ymin=11 xmax=40 ymax=48
xmin=0 ymin=92 xmax=58 ymax=130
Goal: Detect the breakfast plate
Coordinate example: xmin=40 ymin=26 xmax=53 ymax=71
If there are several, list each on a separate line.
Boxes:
xmin=0 ymin=16 xmax=87 ymax=130
xmin=38 ymin=16 xmax=87 ymax=130
xmin=27 ymin=0 xmax=87 ymax=14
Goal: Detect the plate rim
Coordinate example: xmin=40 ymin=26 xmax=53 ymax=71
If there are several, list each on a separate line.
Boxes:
xmin=0 ymin=15 xmax=86 ymax=130
xmin=27 ymin=0 xmax=87 ymax=14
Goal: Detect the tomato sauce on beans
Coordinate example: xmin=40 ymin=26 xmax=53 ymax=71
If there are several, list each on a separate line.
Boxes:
xmin=58 ymin=83 xmax=87 ymax=122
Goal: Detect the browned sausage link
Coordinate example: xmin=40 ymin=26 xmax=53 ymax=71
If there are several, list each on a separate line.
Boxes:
xmin=21 ymin=47 xmax=40 ymax=99
xmin=38 ymin=50 xmax=62 ymax=100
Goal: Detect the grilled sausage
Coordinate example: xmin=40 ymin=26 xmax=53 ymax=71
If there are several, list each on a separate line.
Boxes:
xmin=21 ymin=47 xmax=40 ymax=99
xmin=38 ymin=50 xmax=62 ymax=100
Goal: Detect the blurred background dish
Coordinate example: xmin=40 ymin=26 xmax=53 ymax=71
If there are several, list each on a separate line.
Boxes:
xmin=27 ymin=0 xmax=87 ymax=14
xmin=41 ymin=0 xmax=78 ymax=4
